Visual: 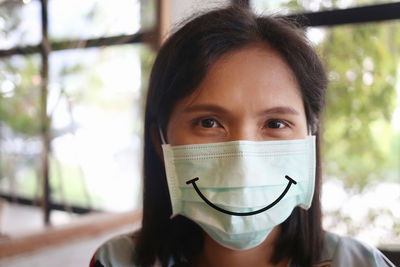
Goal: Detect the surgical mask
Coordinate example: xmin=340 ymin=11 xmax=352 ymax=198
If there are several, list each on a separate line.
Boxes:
xmin=161 ymin=135 xmax=316 ymax=250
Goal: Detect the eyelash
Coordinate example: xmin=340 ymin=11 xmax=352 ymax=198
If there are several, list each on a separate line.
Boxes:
xmin=193 ymin=117 xmax=221 ymax=128
xmin=192 ymin=117 xmax=291 ymax=130
xmin=264 ymin=119 xmax=291 ymax=129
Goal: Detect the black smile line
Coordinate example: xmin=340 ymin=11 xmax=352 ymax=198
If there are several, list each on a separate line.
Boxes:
xmin=186 ymin=175 xmax=297 ymax=216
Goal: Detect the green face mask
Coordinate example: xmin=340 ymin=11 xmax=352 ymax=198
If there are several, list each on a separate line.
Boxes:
xmin=161 ymin=136 xmax=316 ymax=250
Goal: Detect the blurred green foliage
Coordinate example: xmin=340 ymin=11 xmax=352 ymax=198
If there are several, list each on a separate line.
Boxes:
xmin=0 ymin=56 xmax=41 ymax=136
xmin=319 ymin=21 xmax=400 ymax=190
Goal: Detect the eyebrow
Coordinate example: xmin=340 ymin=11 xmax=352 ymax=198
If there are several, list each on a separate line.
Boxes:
xmin=261 ymin=106 xmax=299 ymax=116
xmin=183 ymin=104 xmax=300 ymax=116
xmin=183 ymin=104 xmax=230 ymax=114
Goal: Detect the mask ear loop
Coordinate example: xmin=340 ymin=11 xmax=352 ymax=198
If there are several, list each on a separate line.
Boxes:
xmin=158 ymin=127 xmax=167 ymax=145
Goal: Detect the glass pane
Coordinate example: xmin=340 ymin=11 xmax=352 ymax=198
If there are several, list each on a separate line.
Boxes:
xmin=310 ymin=21 xmax=400 ymax=246
xmin=140 ymin=0 xmax=157 ymax=31
xmin=251 ymin=0 xmax=399 ymax=15
xmin=48 ymin=0 xmax=156 ymax=41
xmin=0 ymin=0 xmax=41 ymax=49
xmin=48 ymin=44 xmax=155 ymax=211
xmin=0 ymin=54 xmax=42 ymax=199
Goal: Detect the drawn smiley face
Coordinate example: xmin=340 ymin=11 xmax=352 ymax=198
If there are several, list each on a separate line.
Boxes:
xmin=186 ymin=175 xmax=297 ymax=216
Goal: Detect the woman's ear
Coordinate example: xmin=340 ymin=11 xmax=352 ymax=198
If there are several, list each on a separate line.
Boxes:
xmin=150 ymin=123 xmax=164 ymax=161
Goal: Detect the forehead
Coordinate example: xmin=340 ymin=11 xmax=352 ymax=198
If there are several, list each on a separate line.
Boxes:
xmin=178 ymin=43 xmax=303 ymax=111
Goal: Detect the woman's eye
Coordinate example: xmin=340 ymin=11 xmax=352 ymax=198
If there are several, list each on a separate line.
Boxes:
xmin=266 ymin=120 xmax=287 ymax=129
xmin=200 ymin=118 xmax=218 ymax=128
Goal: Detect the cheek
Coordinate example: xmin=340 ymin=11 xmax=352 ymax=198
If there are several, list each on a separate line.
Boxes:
xmin=166 ymin=119 xmax=179 ymax=145
xmin=166 ymin=103 xmax=185 ymax=145
xmin=292 ymin=99 xmax=308 ymax=136
xmin=166 ymin=116 xmax=191 ymax=146
xmin=298 ymin=116 xmax=308 ymax=137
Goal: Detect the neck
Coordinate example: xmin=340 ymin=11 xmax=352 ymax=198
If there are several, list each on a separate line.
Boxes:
xmin=193 ymin=227 xmax=289 ymax=267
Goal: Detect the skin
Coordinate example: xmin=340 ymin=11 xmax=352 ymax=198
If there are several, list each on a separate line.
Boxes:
xmin=165 ymin=43 xmax=308 ymax=267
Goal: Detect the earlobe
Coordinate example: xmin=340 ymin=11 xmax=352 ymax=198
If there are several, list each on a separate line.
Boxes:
xmin=150 ymin=123 xmax=164 ymax=161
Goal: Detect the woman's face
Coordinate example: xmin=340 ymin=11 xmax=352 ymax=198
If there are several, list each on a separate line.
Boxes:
xmin=167 ymin=43 xmax=308 ymax=146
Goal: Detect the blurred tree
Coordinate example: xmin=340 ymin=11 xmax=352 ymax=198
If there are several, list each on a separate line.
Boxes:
xmin=0 ymin=57 xmax=41 ymax=136
xmin=0 ymin=2 xmax=20 ymax=48
xmin=319 ymin=21 xmax=400 ymax=190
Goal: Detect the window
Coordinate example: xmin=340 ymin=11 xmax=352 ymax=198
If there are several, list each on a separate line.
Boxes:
xmin=251 ymin=0 xmax=400 ymax=15
xmin=48 ymin=45 xmax=154 ymax=211
xmin=0 ymin=0 xmax=41 ymax=49
xmin=313 ymin=21 xmax=400 ymax=246
xmin=0 ymin=0 xmax=156 ymax=226
xmin=0 ymin=54 xmax=41 ymax=199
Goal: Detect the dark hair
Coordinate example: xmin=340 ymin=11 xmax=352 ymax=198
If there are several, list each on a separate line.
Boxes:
xmin=134 ymin=5 xmax=327 ymax=267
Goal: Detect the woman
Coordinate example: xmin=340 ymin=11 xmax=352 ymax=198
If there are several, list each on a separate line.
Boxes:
xmin=91 ymin=6 xmax=395 ymax=267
